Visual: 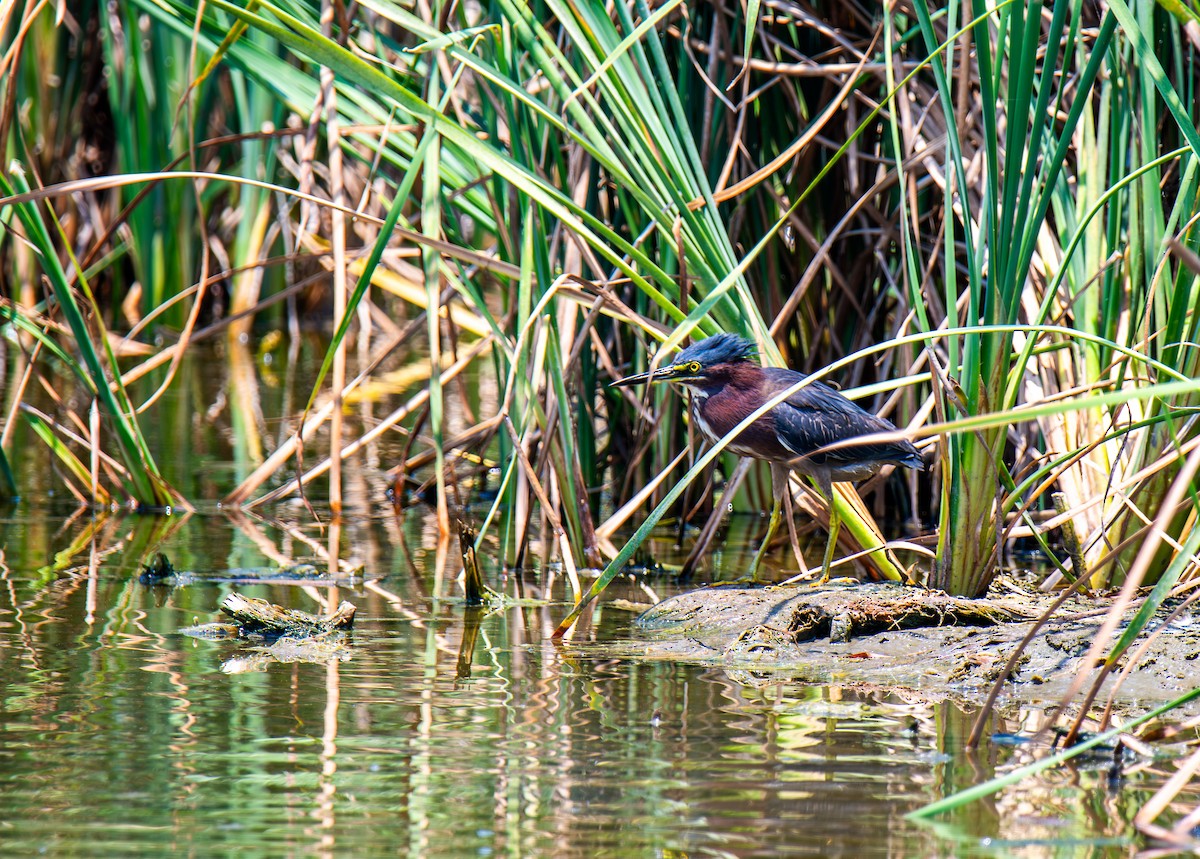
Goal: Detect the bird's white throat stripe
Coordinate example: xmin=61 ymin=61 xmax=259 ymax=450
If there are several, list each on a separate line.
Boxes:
xmin=690 ymin=400 xmax=720 ymax=444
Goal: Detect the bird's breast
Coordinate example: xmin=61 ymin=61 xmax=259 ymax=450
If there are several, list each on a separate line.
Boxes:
xmin=691 ymin=391 xmax=794 ymax=462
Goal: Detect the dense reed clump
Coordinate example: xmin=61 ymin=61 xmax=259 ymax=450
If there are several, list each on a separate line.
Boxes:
xmin=2 ymin=0 xmax=1199 ymax=621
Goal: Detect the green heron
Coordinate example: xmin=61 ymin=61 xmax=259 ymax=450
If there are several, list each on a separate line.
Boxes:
xmin=612 ymin=333 xmax=924 ymax=583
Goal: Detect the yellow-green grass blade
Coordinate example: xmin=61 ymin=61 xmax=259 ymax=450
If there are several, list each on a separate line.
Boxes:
xmin=23 ymin=412 xmax=111 ymax=506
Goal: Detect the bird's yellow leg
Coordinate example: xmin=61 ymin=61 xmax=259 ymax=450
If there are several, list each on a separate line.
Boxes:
xmin=815 ymin=499 xmax=841 ymax=586
xmin=745 ymin=491 xmax=783 ymax=584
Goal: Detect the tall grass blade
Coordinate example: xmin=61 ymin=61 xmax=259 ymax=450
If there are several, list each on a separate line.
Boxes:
xmin=0 ymin=167 xmax=174 ymax=507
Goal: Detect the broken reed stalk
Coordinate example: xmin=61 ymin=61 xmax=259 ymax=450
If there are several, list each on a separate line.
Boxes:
xmin=460 ymin=519 xmax=484 ymax=606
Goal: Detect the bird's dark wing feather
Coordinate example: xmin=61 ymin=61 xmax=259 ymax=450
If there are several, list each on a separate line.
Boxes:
xmin=762 ymin=368 xmax=923 ymax=468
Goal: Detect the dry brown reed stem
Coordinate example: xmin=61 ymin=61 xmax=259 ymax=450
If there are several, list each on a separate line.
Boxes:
xmin=710 ymin=62 xmax=748 ymax=192
xmin=767 ymin=139 xmax=948 ymax=337
xmin=321 ymin=0 xmax=348 ymax=517
xmin=1098 ymin=583 xmax=1200 ymax=731
xmin=1057 ymin=442 xmax=1200 ymax=745
xmin=989 ymin=441 xmax=1109 ymax=589
xmin=1023 ymin=431 xmax=1200 ymax=539
xmin=88 ymin=401 xmax=100 ymax=504
xmin=0 ymin=337 xmax=42 ymax=449
xmin=501 ymin=421 xmax=565 ymax=536
xmin=595 ymin=447 xmax=690 ymax=541
xmin=74 ymin=123 xmax=412 ymax=273
xmin=560 ymin=279 xmax=669 ymax=339
xmin=387 ymin=402 xmax=430 ymax=499
xmin=963 ymin=521 xmax=1157 ymax=750
xmin=0 ymin=299 xmax=75 ymax=340
xmin=221 ymin=312 xmax=422 ymax=505
xmin=242 ymin=336 xmax=495 ymax=507
xmin=116 ymin=272 xmax=325 ymax=390
xmin=390 ymin=417 xmax=505 ymax=478
xmin=681 ymin=28 xmax=883 ymax=212
xmin=121 ymin=254 xmax=318 ymax=342
xmin=34 ymin=376 xmax=101 ymax=459
xmin=669 ymin=18 xmax=916 ymax=78
xmin=757 ymin=183 xmax=854 ymax=301
xmin=296 ymin=411 xmax=502 ymax=507
xmin=18 ymin=403 xmax=127 ymax=479
xmin=361 ymin=256 xmax=490 ymax=338
xmin=131 ymin=265 xmax=209 ymax=410
xmin=680 ymin=456 xmax=753 ymax=579
xmin=1134 ymin=746 xmax=1200 ymax=842
xmin=1001 ymin=441 xmax=1108 ymax=542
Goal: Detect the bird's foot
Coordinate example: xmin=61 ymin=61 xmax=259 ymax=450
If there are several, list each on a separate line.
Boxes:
xmin=770 ymin=571 xmax=858 ymax=589
xmin=810 ymin=575 xmax=859 ymax=588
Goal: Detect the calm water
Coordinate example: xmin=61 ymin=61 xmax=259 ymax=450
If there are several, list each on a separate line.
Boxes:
xmin=0 ymin=342 xmax=1183 ymax=856
xmin=0 ymin=506 xmax=1163 ymax=858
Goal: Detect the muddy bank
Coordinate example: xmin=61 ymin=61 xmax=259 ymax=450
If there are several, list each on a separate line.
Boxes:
xmin=608 ymin=581 xmax=1200 ymax=711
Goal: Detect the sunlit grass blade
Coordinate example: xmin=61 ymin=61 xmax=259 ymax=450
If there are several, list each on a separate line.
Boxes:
xmin=23 ymin=411 xmax=112 ymax=506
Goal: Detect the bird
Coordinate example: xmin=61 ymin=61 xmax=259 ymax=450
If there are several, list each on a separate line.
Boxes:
xmin=611 ymin=333 xmax=924 ymax=583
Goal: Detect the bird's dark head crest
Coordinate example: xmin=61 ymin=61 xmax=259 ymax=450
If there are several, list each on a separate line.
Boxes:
xmin=676 ymin=334 xmax=757 ymax=368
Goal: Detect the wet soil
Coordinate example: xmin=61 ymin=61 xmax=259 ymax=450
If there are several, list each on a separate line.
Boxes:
xmin=616 ymin=580 xmax=1200 ymax=712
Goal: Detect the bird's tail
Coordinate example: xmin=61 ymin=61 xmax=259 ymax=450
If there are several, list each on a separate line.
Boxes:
xmin=898 ymin=445 xmax=926 ymax=471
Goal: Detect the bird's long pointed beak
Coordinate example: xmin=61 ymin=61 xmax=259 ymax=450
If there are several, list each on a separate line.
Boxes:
xmin=610 ymin=366 xmax=678 ymax=388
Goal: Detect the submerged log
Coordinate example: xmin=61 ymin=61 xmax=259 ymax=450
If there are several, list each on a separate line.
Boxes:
xmin=218 ymin=592 xmax=356 ymax=636
xmin=179 ymin=593 xmax=356 ymax=670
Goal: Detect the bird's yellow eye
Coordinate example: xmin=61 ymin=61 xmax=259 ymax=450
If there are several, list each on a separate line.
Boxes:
xmin=687 ymin=362 xmax=702 ymax=374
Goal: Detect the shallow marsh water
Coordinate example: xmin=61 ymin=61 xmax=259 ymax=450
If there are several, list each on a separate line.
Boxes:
xmin=0 ymin=506 xmax=1182 ymax=858
xmin=0 ymin=342 xmax=1192 ymax=857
